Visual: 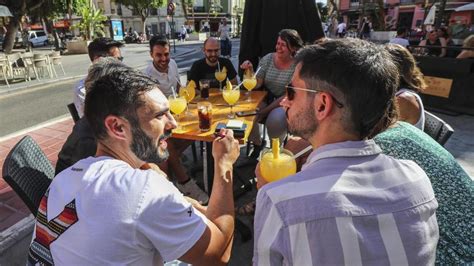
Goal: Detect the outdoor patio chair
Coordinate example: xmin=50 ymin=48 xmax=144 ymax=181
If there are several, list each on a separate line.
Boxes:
xmin=21 ymin=52 xmax=40 ymax=81
xmin=423 ymin=111 xmax=454 ymax=146
xmin=2 ymin=135 xmax=54 ymax=216
xmin=6 ymin=53 xmax=28 ymax=82
xmin=0 ymin=54 xmax=10 ymax=87
xmin=48 ymin=51 xmax=66 ymax=77
xmin=33 ymin=53 xmax=53 ymax=79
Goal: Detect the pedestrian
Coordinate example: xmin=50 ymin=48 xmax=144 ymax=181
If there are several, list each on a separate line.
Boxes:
xmin=180 ymin=25 xmax=187 ymax=42
xmin=337 ymin=20 xmax=346 ymax=38
xmin=359 ymin=17 xmax=372 ymax=39
xmin=389 ymin=27 xmax=410 ymax=48
xmin=218 ymin=18 xmax=232 ymax=58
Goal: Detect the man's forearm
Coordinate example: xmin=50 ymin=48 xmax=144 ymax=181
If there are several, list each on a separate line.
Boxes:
xmin=206 ymin=161 xmax=235 ymax=242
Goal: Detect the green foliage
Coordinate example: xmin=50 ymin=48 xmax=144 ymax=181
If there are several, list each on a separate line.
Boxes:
xmin=317 ymin=2 xmax=328 ymax=22
xmin=72 ymin=0 xmax=107 ymax=40
xmin=114 ymin=0 xmax=164 ymax=18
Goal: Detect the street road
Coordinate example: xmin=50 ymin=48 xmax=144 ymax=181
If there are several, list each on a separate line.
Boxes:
xmin=0 ymin=40 xmax=241 ymax=137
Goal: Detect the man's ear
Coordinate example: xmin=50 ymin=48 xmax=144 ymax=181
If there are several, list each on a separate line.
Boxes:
xmin=314 ymin=92 xmax=335 ymax=119
xmin=104 ymin=115 xmax=129 ymax=140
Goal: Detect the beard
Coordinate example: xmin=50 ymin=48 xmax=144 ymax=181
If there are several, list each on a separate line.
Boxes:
xmin=130 ymin=125 xmax=171 ymax=164
xmin=206 ymin=55 xmax=218 ymax=64
xmin=287 ymin=105 xmax=318 ymax=140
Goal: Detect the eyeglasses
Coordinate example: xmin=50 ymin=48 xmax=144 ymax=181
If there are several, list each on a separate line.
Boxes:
xmin=285 ymin=84 xmax=344 ymax=108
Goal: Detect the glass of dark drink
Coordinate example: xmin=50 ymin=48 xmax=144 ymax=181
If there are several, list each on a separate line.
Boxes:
xmin=197 ymin=101 xmax=212 ymax=131
xmin=199 ymin=79 xmax=210 ymax=99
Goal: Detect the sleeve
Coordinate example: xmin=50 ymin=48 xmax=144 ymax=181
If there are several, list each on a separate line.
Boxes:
xmin=256 ymin=53 xmax=271 ymax=80
xmin=253 ymin=188 xmax=285 ymax=266
xmin=136 ymin=173 xmax=208 ymax=262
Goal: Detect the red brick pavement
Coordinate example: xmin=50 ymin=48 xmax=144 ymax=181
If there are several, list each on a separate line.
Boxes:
xmin=0 ymin=118 xmax=73 ymax=231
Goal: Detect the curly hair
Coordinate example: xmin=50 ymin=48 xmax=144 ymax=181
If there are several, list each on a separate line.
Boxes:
xmin=385 ymin=43 xmax=427 ymax=93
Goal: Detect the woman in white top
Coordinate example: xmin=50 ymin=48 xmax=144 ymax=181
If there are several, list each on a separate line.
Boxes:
xmin=386 ymin=44 xmax=427 ymax=130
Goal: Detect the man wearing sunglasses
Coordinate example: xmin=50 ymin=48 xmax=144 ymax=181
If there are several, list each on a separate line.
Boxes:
xmin=73 ymin=37 xmax=124 ymax=118
xmin=188 ymin=37 xmax=237 ymax=89
xmin=253 ymin=39 xmax=438 ymax=265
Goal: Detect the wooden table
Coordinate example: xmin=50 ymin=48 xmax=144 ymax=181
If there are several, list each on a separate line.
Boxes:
xmin=171 ymin=88 xmax=267 ymax=193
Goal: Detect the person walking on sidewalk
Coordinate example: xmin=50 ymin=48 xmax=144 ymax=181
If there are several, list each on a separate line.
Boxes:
xmin=73 ymin=37 xmax=123 ymax=118
xmin=218 ymin=18 xmax=232 ymax=58
xmin=29 ymin=68 xmax=240 ymax=265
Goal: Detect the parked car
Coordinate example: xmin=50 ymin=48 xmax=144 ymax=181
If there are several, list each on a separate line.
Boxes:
xmin=14 ymin=30 xmax=50 ymax=48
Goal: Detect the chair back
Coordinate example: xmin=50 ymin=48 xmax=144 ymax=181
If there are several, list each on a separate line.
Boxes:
xmin=423 ymin=111 xmax=454 ymax=146
xmin=33 ymin=54 xmax=48 ymax=67
xmin=2 ymin=136 xmax=54 ymax=216
xmin=67 ymin=103 xmax=81 ymax=123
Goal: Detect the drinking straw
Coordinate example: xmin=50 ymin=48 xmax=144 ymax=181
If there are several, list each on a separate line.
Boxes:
xmin=291 ymin=145 xmax=312 ymax=160
xmin=254 ymin=66 xmax=262 ymax=77
xmin=175 ymin=77 xmax=182 ymax=87
xmin=272 ymin=138 xmax=280 ymax=159
xmin=171 ymin=86 xmax=177 ymax=98
xmin=217 ymin=60 xmax=221 ymax=72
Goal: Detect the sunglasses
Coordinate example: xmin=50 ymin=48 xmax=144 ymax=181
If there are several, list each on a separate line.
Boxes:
xmin=285 ymin=84 xmax=344 ymax=108
xmin=117 ymin=56 xmax=124 ymax=62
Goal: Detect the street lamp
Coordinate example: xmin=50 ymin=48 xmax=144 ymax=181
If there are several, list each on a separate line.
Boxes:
xmin=167 ymin=1 xmax=176 ymax=53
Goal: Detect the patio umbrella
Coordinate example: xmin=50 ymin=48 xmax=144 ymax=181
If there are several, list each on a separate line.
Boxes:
xmin=0 ymin=5 xmax=13 ymax=17
xmin=424 ymin=4 xmax=436 ymax=25
xmin=455 ymin=3 xmax=474 ymax=12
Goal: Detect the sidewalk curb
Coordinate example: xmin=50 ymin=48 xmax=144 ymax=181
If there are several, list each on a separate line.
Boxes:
xmin=0 ymin=115 xmax=71 ymax=142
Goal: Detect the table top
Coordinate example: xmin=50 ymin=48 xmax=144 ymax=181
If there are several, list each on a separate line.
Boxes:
xmin=171 ymin=88 xmax=267 ymax=143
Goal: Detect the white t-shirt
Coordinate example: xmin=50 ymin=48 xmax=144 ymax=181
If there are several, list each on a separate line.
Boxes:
xmin=390 ymin=37 xmax=410 ymax=48
xmin=73 ymin=78 xmax=85 ymax=118
xmin=145 ymin=59 xmax=180 ymax=97
xmin=337 ymin=23 xmax=346 ymax=33
xmin=218 ymin=24 xmax=231 ymax=40
xmin=35 ymin=156 xmax=207 ymax=265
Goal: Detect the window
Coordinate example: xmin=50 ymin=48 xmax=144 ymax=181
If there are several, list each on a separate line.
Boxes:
xmin=36 ymin=31 xmax=46 ymax=37
xmin=150 ymin=8 xmax=158 ymax=15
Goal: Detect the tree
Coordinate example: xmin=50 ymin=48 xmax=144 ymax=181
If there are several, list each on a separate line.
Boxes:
xmin=114 ymin=0 xmax=165 ymax=35
xmin=317 ymin=2 xmax=328 ymax=22
xmin=72 ymin=0 xmax=107 ymax=40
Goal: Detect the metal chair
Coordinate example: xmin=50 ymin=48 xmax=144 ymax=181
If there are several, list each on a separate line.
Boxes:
xmin=48 ymin=51 xmax=66 ymax=77
xmin=67 ymin=103 xmax=81 ymax=123
xmin=6 ymin=53 xmax=28 ymax=82
xmin=0 ymin=54 xmax=10 ymax=87
xmin=21 ymin=52 xmax=40 ymax=81
xmin=2 ymin=135 xmax=54 ymax=216
xmin=423 ymin=111 xmax=454 ymax=146
xmin=33 ymin=53 xmax=53 ymax=79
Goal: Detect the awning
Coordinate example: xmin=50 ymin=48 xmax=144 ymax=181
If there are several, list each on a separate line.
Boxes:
xmin=0 ymin=5 xmax=13 ymax=17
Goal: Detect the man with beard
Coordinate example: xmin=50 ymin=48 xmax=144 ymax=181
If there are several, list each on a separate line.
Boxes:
xmin=144 ymin=35 xmax=209 ymax=204
xmin=188 ymin=37 xmax=238 ymax=90
xmin=28 ymin=69 xmax=240 ymax=265
xmin=253 ymin=39 xmax=439 ymax=265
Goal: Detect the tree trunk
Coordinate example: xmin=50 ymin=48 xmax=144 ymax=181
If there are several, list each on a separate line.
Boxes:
xmin=377 ymin=0 xmax=386 ymax=31
xmin=3 ymin=17 xmax=21 ymax=53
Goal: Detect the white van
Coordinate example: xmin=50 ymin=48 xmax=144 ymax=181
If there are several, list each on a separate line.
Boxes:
xmin=28 ymin=30 xmax=49 ymax=47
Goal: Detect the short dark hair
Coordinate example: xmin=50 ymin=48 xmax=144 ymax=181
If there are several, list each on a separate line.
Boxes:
xmin=87 ymin=37 xmax=123 ymax=61
xmin=295 ymin=38 xmax=399 ymax=139
xmin=278 ymin=29 xmax=304 ymax=55
xmin=149 ymin=35 xmax=169 ymax=52
xmin=84 ymin=69 xmax=159 ymax=140
xmin=396 ymin=27 xmax=407 ymax=36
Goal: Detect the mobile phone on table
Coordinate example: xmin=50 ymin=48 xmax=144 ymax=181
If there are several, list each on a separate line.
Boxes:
xmin=236 ymin=110 xmax=257 ymax=117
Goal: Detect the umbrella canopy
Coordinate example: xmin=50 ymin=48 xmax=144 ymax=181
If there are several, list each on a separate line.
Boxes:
xmin=424 ymin=5 xmax=436 ymax=25
xmin=0 ymin=5 xmax=13 ymax=17
xmin=455 ymin=3 xmax=474 ymax=12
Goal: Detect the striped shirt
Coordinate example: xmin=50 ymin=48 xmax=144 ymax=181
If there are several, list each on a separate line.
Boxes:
xmin=253 ymin=140 xmax=439 ymax=266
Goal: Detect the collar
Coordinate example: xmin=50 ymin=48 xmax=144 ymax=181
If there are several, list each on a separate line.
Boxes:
xmin=301 ymin=140 xmax=382 ymax=170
